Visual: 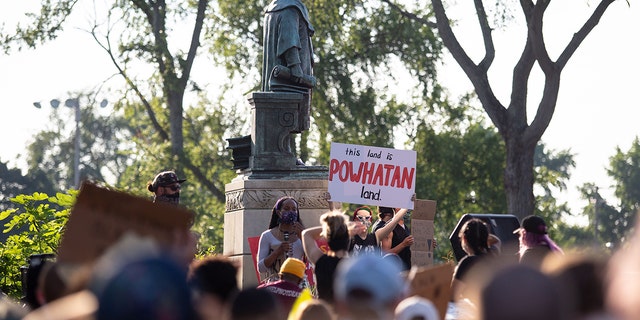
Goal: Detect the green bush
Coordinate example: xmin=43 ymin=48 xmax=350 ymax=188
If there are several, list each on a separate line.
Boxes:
xmin=0 ymin=191 xmax=75 ymax=298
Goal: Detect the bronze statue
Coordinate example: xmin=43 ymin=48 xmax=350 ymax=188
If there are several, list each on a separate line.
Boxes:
xmin=262 ymin=0 xmax=315 ymax=133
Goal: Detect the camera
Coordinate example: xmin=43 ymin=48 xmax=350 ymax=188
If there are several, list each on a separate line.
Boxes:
xmin=20 ymin=253 xmax=56 ymax=309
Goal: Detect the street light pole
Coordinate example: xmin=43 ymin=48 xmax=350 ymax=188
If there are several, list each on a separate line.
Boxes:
xmin=33 ymin=96 xmax=108 ymax=189
xmin=65 ymin=98 xmax=81 ymax=188
xmin=594 ymin=193 xmax=599 ymax=246
xmin=591 ymin=187 xmax=600 ymax=247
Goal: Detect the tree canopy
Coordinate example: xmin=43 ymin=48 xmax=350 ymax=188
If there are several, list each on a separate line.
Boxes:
xmin=0 ymin=0 xmax=627 ymax=258
xmin=579 ymin=136 xmax=640 ymax=248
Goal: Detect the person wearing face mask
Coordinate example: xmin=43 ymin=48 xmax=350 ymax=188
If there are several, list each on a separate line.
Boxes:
xmin=147 ymin=170 xmax=186 ymax=206
xmin=349 ymin=205 xmax=408 ymax=257
xmin=147 ymin=170 xmax=200 ymax=267
xmin=257 ymin=196 xmax=306 ymax=284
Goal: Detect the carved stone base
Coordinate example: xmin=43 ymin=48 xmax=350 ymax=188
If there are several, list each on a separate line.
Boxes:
xmin=249 ymin=92 xmax=302 ymax=170
xmin=223 ymin=176 xmax=330 ymax=288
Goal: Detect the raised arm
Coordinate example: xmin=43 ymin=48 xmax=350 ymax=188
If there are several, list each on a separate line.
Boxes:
xmin=381 ymin=197 xmax=415 ymax=254
xmin=374 ymin=208 xmax=408 ymax=243
xmin=302 ymin=226 xmax=324 ymax=265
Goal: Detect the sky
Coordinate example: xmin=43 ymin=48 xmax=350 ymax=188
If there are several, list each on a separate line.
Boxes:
xmin=1 ymin=1 xmax=638 ymax=224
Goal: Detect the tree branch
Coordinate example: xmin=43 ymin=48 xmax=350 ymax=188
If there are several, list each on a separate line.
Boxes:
xmin=522 ymin=0 xmax=561 ymax=144
xmin=506 ymin=0 xmax=536 ymax=129
xmin=525 ymin=73 xmax=560 ymax=144
xmin=153 ymin=0 xmax=172 ymax=78
xmin=179 ymin=0 xmax=209 ymax=90
xmin=529 ymin=0 xmax=554 ymax=74
xmin=91 ymin=17 xmax=169 ymax=141
xmin=557 ymin=0 xmax=615 ymax=70
xmin=182 ymin=158 xmax=226 ymax=202
xmin=527 ymin=0 xmax=615 ymax=144
xmin=0 ymin=0 xmax=79 ymax=53
xmin=473 ymin=0 xmax=495 ymax=72
xmin=431 ymin=0 xmax=507 ymax=130
xmin=379 ymin=0 xmax=437 ymax=28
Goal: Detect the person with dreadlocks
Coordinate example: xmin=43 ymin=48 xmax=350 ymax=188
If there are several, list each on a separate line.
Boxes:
xmin=257 ymin=196 xmax=306 ymax=283
xmin=450 ymin=218 xmax=496 ymax=301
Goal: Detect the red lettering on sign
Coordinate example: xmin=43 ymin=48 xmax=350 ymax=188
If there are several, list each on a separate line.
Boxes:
xmin=329 ymin=159 xmax=414 ymax=189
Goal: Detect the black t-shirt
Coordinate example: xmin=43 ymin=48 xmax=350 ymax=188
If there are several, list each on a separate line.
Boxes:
xmin=392 ymin=224 xmax=411 ymax=270
xmin=314 ymin=254 xmax=342 ymax=303
xmin=453 ymin=254 xmax=483 ymax=281
xmin=520 ymin=244 xmax=551 ymax=269
xmin=349 ymin=233 xmax=381 ymax=257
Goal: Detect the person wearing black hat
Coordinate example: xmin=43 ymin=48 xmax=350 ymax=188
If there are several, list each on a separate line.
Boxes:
xmin=514 ymin=215 xmax=564 ymax=269
xmin=147 ymin=171 xmax=199 ymax=268
xmin=147 ymin=170 xmax=186 ymax=206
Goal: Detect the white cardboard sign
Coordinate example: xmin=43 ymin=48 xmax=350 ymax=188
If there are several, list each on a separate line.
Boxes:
xmin=328 ymin=142 xmax=416 ymax=209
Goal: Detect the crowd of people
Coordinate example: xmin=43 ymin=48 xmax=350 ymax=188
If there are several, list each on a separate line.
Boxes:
xmin=2 ymin=170 xmax=640 ymax=320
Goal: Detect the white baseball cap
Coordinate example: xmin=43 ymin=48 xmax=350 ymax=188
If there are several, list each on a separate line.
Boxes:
xmin=395 ymin=296 xmax=439 ymax=320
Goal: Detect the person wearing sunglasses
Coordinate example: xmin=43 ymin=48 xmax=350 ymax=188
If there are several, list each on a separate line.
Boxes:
xmin=147 ymin=170 xmax=186 ymax=206
xmin=348 ymin=205 xmax=409 ymax=257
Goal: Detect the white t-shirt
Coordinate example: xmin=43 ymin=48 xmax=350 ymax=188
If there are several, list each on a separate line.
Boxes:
xmin=257 ymin=228 xmax=305 ymax=283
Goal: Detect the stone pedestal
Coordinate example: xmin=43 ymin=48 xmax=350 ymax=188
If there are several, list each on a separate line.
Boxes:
xmin=249 ymin=92 xmax=301 ymax=171
xmin=224 ymin=91 xmax=329 ymax=287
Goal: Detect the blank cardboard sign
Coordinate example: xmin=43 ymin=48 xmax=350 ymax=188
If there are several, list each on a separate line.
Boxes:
xmin=408 ymin=262 xmax=454 ymax=320
xmin=57 ymin=181 xmax=194 ymax=264
xmin=411 ymin=199 xmax=437 ymax=266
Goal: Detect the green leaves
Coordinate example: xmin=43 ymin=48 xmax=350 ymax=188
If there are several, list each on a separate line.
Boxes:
xmin=12 ymin=192 xmax=50 ymax=203
xmin=0 ymin=191 xmax=74 ymax=298
xmin=0 ymin=209 xmax=14 ymax=222
xmin=577 ymin=136 xmax=640 ymax=248
xmin=609 ymin=137 xmax=640 ymax=211
xmin=0 ymin=0 xmax=78 ymax=54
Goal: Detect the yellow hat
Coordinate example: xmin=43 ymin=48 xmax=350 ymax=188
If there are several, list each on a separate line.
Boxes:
xmin=279 ymin=258 xmax=306 ymax=279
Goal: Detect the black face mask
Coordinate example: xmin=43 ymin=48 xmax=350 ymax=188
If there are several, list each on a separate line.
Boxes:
xmin=154 ymin=193 xmax=180 ymax=206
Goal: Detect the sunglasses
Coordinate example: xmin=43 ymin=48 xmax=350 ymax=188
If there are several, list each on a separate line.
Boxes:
xmin=165 ymin=185 xmax=181 ymax=191
xmin=356 ymin=215 xmax=372 ymax=222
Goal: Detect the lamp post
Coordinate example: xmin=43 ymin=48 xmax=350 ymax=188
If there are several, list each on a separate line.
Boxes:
xmin=33 ymin=97 xmax=108 ymax=189
xmin=64 ymin=98 xmax=81 ymax=188
xmin=590 ymin=187 xmax=600 ymax=247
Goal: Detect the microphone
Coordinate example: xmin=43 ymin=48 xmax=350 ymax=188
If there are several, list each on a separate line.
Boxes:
xmin=283 ymin=231 xmax=292 ymax=257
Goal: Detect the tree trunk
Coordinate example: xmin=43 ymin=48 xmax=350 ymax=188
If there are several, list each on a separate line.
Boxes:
xmin=168 ymin=93 xmax=184 ymax=158
xmin=504 ymin=136 xmax=535 ymax=221
xmin=429 ymin=0 xmax=615 ymax=223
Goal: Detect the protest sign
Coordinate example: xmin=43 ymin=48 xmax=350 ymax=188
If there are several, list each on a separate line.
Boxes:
xmin=411 ymin=199 xmax=437 ymax=266
xmin=57 ymin=182 xmax=194 ymax=264
xmin=328 ymin=142 xmax=416 ymax=209
xmin=408 ymin=263 xmax=454 ymax=320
